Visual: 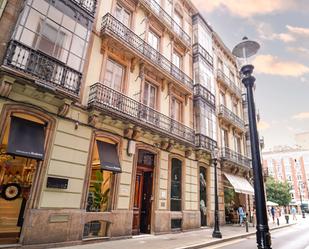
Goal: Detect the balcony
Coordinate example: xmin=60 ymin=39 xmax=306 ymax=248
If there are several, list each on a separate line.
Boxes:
xmin=220 ymin=147 xmax=251 ymax=168
xmin=88 ymin=83 xmax=195 ymax=145
xmin=218 ymin=105 xmax=245 ymax=132
xmin=216 ymin=69 xmax=241 ymax=97
xmin=71 ymin=0 xmax=97 ymax=16
xmin=139 ymin=0 xmax=191 ymax=47
xmin=101 ymin=13 xmax=193 ymax=91
xmin=195 ymin=134 xmax=217 ymax=152
xmin=194 ymin=84 xmax=215 ymax=108
xmin=3 ymin=40 xmax=82 ymax=98
xmin=193 ymin=43 xmax=213 ymax=67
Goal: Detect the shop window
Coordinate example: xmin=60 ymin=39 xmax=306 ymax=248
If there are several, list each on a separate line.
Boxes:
xmin=86 ymin=138 xmax=121 ymax=212
xmin=171 ymin=158 xmax=182 ymax=211
xmin=83 ymin=220 xmax=110 ymax=239
xmin=0 ymin=113 xmax=46 ymax=244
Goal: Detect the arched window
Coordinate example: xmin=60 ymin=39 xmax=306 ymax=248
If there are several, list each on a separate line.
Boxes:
xmin=171 ymin=158 xmax=182 ymax=211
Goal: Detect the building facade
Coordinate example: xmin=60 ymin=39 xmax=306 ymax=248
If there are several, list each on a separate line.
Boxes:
xmin=263 ymin=148 xmax=309 ymax=205
xmin=0 ymin=0 xmax=253 ymax=247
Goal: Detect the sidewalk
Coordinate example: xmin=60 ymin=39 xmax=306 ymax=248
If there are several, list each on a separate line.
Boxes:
xmin=53 ymin=215 xmax=299 ymax=249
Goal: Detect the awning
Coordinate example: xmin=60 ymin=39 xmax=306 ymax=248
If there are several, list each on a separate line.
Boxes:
xmin=7 ymin=116 xmax=45 ymax=160
xmin=97 ymin=141 xmax=121 ymax=173
xmin=223 ymin=172 xmax=254 ymax=195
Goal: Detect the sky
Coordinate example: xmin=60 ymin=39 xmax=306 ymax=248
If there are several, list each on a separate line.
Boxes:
xmin=191 ymin=0 xmax=309 ymax=151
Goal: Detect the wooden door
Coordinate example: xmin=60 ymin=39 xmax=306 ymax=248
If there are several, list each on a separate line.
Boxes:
xmin=132 ymin=171 xmax=143 ymax=235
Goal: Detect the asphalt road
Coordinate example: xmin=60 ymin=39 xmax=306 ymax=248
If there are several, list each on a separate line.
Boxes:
xmin=207 ymin=218 xmax=309 ymax=249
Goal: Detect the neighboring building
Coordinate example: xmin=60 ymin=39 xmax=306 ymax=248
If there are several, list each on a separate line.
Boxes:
xmin=213 ymin=32 xmax=253 ymax=223
xmin=263 ymin=148 xmax=309 ymax=205
xmin=0 ymin=0 xmax=254 ymax=247
xmin=295 ymin=132 xmax=309 ymax=150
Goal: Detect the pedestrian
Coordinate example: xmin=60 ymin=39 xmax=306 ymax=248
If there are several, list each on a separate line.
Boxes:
xmin=276 ymin=207 xmax=280 ymax=226
xmin=271 ymin=206 xmax=275 ymax=224
xmin=238 ymin=205 xmax=245 ymax=226
xmin=291 ymin=206 xmax=297 ymax=221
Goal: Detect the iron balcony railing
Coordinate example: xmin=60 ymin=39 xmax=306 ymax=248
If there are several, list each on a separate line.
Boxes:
xmin=71 ymin=0 xmax=97 ymax=15
xmin=218 ymin=105 xmax=245 ymax=131
xmin=4 ymin=40 xmax=82 ymax=96
xmin=193 ymin=43 xmax=213 ymax=67
xmin=194 ymin=84 xmax=215 ymax=108
xmin=139 ymin=0 xmax=191 ymax=46
xmin=216 ymin=69 xmax=241 ymax=97
xmin=88 ymin=83 xmax=195 ymax=144
xmin=195 ymin=134 xmax=217 ymax=152
xmin=101 ymin=13 xmax=193 ymax=90
xmin=220 ymin=147 xmax=251 ymax=168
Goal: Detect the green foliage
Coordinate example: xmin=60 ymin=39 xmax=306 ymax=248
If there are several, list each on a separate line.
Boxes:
xmin=92 ymin=170 xmax=110 ymax=212
xmin=266 ymin=177 xmax=292 ymax=206
xmin=224 ymin=188 xmax=235 ymax=206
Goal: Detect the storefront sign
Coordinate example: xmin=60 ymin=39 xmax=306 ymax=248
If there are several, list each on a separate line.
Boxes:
xmin=7 ymin=116 xmax=45 ymax=160
xmin=46 ymin=177 xmax=68 ymax=189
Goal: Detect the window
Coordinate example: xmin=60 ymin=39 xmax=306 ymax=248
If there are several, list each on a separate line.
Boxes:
xmin=221 ymin=129 xmax=229 ymax=148
xmin=232 ymin=102 xmax=238 ymax=116
xmin=171 ymin=158 xmax=182 ymax=211
xmin=236 ymin=137 xmax=242 ymax=154
xmin=196 ymin=102 xmax=217 ymax=141
xmin=171 ymin=97 xmax=182 ymax=122
xmin=229 ymin=70 xmax=235 ymax=82
xmin=86 ymin=139 xmax=116 ymax=212
xmin=143 ymin=81 xmax=157 ymax=109
xmin=148 ymin=30 xmax=160 ymax=51
xmin=104 ymin=59 xmax=124 ymax=91
xmin=218 ymin=59 xmax=223 ymax=71
xmin=115 ymin=4 xmax=131 ymax=27
xmin=219 ymin=92 xmax=226 ymax=106
xmin=36 ymin=21 xmax=66 ymax=59
xmin=13 ymin=0 xmax=91 ymax=72
xmin=173 ymin=10 xmax=182 ymax=35
xmin=173 ymin=51 xmax=182 ymax=69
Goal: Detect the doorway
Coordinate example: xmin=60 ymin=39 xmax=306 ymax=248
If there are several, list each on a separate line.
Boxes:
xmin=132 ymin=150 xmax=155 ymax=235
xmin=199 ymin=167 xmax=207 ymax=226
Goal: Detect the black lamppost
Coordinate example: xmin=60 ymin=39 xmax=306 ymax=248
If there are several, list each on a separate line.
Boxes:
xmin=212 ymin=148 xmax=222 ymax=238
xmin=232 ymin=37 xmax=272 ymax=249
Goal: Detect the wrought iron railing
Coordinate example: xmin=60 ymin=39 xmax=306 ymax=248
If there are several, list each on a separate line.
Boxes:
xmin=220 ymin=147 xmax=251 ymax=168
xmin=4 ymin=40 xmax=82 ymax=96
xmin=193 ymin=43 xmax=213 ymax=67
xmin=101 ymin=13 xmax=193 ymax=90
xmin=139 ymin=0 xmax=191 ymax=46
xmin=216 ymin=69 xmax=241 ymax=96
xmin=88 ymin=83 xmax=195 ymax=144
xmin=218 ymin=105 xmax=245 ymax=131
xmin=71 ymin=0 xmax=97 ymax=15
xmin=194 ymin=84 xmax=215 ymax=108
xmin=195 ymin=134 xmax=217 ymax=151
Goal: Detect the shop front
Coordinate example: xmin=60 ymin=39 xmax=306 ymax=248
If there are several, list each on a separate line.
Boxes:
xmin=0 ymin=111 xmax=52 ymax=245
xmin=223 ymin=172 xmax=254 ymax=224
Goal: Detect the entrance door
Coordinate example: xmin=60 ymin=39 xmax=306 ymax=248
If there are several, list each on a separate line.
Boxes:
xmin=199 ymin=167 xmax=207 ymax=226
xmin=132 ymin=150 xmax=154 ymax=235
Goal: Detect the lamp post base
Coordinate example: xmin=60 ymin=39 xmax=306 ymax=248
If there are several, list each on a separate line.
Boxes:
xmin=212 ymin=230 xmax=222 ymax=238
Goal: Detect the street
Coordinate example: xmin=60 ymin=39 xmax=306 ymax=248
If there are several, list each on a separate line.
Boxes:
xmin=207 ymin=218 xmax=309 ymax=249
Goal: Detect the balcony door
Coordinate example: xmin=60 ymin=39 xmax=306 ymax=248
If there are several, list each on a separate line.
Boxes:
xmin=142 ymin=82 xmax=158 ymax=124
xmin=115 ymin=4 xmax=131 ymax=28
xmin=104 ymin=59 xmax=124 ymax=92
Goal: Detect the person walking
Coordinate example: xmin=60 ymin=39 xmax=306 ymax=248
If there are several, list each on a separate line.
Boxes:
xmin=271 ymin=206 xmax=275 ymax=224
xmin=291 ymin=206 xmax=297 ymax=221
xmin=238 ymin=205 xmax=245 ymax=226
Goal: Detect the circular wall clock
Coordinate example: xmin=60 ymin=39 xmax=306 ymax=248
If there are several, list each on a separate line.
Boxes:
xmin=2 ymin=183 xmax=21 ymax=201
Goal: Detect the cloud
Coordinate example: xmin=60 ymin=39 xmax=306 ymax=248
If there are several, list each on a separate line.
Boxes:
xmin=258 ymin=120 xmax=270 ymax=131
xmin=191 ymin=0 xmax=295 ymax=18
xmin=292 ymin=112 xmax=309 ymax=120
xmin=288 ymin=47 xmax=309 ymax=56
xmin=286 ymin=25 xmax=309 ymax=37
xmin=252 ymin=54 xmax=309 ymax=77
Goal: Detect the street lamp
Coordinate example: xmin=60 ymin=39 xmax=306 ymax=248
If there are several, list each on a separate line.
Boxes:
xmin=232 ymin=37 xmax=272 ymax=249
xmin=212 ymin=147 xmax=222 ymax=238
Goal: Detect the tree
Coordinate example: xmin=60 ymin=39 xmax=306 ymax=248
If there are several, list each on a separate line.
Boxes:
xmin=265 ymin=177 xmax=292 ymax=206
